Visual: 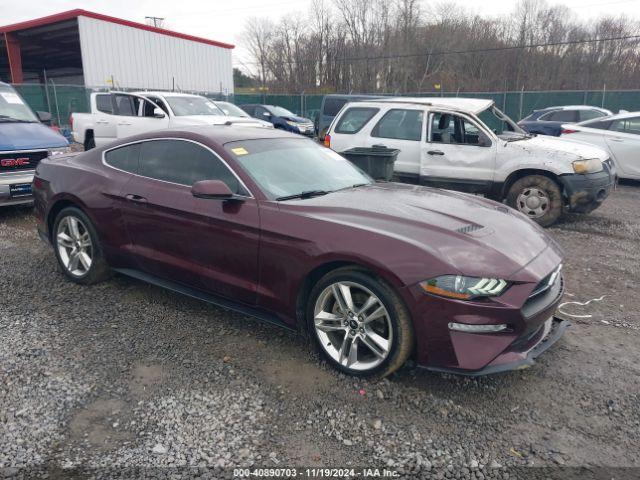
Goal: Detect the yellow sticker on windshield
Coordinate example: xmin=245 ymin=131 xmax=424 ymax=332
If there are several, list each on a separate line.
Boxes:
xmin=231 ymin=147 xmax=249 ymax=155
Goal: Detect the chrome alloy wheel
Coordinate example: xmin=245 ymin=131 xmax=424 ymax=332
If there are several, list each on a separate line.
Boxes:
xmin=56 ymin=216 xmax=93 ymax=277
xmin=516 ymin=187 xmax=550 ymax=218
xmin=313 ymin=281 xmax=393 ymax=371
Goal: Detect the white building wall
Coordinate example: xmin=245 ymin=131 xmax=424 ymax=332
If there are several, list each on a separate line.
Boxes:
xmin=77 ymin=16 xmax=233 ymax=94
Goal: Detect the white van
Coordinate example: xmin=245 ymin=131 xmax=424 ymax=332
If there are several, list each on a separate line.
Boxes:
xmin=325 ymin=97 xmax=615 ymax=226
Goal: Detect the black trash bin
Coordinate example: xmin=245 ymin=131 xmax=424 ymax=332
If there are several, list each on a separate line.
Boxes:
xmin=340 ymin=146 xmax=400 ymax=181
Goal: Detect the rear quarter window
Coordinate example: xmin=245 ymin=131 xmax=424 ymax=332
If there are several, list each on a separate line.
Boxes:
xmin=335 ymin=107 xmax=379 ymax=134
xmin=104 ymin=143 xmax=140 ymax=173
xmin=95 ymin=94 xmax=113 ymax=114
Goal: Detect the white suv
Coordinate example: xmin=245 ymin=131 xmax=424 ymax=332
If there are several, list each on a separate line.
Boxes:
xmin=325 ymin=97 xmax=615 ymax=226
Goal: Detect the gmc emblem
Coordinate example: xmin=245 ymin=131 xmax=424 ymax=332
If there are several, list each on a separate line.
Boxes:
xmin=1 ymin=158 xmax=30 ymax=167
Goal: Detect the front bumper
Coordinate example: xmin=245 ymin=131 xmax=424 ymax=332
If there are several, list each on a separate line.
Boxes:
xmin=423 ymin=317 xmax=569 ymax=376
xmin=559 ymin=167 xmax=615 ymax=214
xmin=0 ymin=170 xmax=35 ymax=206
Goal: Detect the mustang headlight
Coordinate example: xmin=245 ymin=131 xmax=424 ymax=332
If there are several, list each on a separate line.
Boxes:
xmin=572 ymin=158 xmax=603 ymax=174
xmin=48 ymin=146 xmax=73 ymax=158
xmin=420 ymin=275 xmax=509 ymax=300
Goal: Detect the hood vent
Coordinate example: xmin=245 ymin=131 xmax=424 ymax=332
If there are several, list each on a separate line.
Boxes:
xmin=456 ymin=223 xmax=484 ymax=234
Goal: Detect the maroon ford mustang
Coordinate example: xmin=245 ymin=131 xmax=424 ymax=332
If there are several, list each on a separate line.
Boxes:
xmin=33 ymin=126 xmax=567 ymax=377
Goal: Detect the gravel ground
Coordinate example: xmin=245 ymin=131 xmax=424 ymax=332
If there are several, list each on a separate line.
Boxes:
xmin=1 ymin=184 xmax=639 ymax=479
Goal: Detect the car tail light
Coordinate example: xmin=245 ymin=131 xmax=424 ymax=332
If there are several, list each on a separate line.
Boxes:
xmin=561 ymin=128 xmax=578 ymax=135
xmin=323 ymin=134 xmax=331 ymax=148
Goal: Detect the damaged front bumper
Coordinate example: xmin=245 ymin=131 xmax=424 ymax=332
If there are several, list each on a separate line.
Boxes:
xmin=559 ymin=164 xmax=615 ymax=214
xmin=423 ymin=316 xmax=570 ymax=376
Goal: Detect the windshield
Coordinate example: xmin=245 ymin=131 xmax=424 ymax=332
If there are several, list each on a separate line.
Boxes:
xmin=0 ymin=84 xmax=39 ymax=122
xmin=268 ymin=106 xmax=296 ymax=117
xmin=215 ymin=101 xmax=248 ymax=117
xmin=476 ymin=106 xmax=524 ymax=136
xmin=226 ymin=138 xmax=373 ymax=200
xmin=164 ymin=96 xmax=225 ymax=116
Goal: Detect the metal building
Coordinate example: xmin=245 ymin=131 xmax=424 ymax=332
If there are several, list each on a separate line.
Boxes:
xmin=0 ymin=9 xmax=234 ymax=94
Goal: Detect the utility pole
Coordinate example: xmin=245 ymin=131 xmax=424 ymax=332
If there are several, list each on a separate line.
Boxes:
xmin=145 ymin=16 xmax=165 ymax=28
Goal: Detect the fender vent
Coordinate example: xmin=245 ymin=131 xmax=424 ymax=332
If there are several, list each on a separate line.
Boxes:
xmin=456 ymin=224 xmax=484 ymax=234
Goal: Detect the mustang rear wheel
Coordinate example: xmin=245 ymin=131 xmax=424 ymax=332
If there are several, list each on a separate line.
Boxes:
xmin=308 ymin=267 xmax=413 ymax=377
xmin=53 ymin=207 xmax=111 ymax=284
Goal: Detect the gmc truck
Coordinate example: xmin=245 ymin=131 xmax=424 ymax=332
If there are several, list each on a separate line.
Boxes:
xmin=1 ymin=82 xmax=69 ymax=207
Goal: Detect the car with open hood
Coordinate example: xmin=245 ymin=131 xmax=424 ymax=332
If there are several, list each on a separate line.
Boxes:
xmin=34 ymin=126 xmax=568 ymax=378
xmin=71 ymin=91 xmax=271 ymax=150
xmin=325 ymin=97 xmax=615 ymax=227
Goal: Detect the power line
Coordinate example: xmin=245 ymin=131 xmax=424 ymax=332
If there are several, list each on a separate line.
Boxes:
xmin=238 ymin=33 xmax=640 ymax=66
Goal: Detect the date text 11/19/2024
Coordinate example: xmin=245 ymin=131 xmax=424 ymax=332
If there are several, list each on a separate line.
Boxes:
xmin=233 ymin=468 xmax=400 ymax=478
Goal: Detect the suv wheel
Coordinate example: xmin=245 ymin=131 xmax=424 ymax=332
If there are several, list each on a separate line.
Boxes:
xmin=506 ymin=175 xmax=563 ymax=227
xmin=53 ymin=207 xmax=111 ymax=284
xmin=307 ymin=267 xmax=414 ymax=377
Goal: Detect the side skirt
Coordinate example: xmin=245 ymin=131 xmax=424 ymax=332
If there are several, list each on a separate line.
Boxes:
xmin=113 ymin=268 xmax=296 ymax=332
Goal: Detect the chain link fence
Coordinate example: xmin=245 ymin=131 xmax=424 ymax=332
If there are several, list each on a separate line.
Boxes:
xmin=11 ymin=83 xmax=640 ymax=133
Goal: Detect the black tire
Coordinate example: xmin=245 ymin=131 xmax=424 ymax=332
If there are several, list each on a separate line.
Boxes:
xmin=84 ymin=136 xmax=95 ymax=151
xmin=307 ymin=267 xmax=414 ymax=378
xmin=506 ymin=175 xmax=563 ymax=227
xmin=52 ymin=207 xmax=111 ymax=285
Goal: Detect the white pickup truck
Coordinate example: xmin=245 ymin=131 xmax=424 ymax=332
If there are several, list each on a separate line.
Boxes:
xmin=71 ymin=91 xmax=272 ymax=150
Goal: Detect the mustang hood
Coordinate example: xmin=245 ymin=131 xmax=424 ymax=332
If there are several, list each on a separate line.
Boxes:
xmin=281 ymin=183 xmax=559 ymax=279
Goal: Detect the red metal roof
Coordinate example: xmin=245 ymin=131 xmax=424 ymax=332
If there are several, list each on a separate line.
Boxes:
xmin=0 ymin=9 xmax=235 ymax=49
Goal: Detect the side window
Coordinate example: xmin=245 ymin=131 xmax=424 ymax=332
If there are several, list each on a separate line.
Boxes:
xmin=371 ymin=109 xmax=423 ymax=141
xmin=242 ymin=105 xmax=255 ymax=116
xmin=139 ymin=140 xmax=246 ymax=194
xmin=611 ymin=117 xmax=640 ymax=135
xmin=114 ymin=94 xmax=140 ymax=116
xmin=104 ymin=143 xmax=140 ymax=173
xmin=335 ymin=107 xmax=379 ymax=134
xmin=430 ymin=113 xmax=486 ymax=146
xmin=544 ymin=110 xmax=577 ymax=122
xmin=141 ymin=99 xmax=164 ymax=118
xmin=578 ymin=110 xmax=605 ymax=122
xmin=95 ymin=94 xmax=114 ymax=114
xmin=255 ymin=106 xmax=270 ymax=119
xmin=147 ymin=96 xmax=169 ymax=115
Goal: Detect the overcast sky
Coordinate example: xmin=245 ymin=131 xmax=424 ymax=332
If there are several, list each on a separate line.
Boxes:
xmin=3 ymin=0 xmax=640 ymax=71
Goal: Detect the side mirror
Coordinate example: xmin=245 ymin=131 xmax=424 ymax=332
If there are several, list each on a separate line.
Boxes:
xmin=262 ymin=111 xmax=271 ymax=118
xmin=191 ymin=180 xmax=234 ymax=199
xmin=153 ymin=107 xmax=166 ymax=118
xmin=37 ymin=111 xmax=52 ymax=124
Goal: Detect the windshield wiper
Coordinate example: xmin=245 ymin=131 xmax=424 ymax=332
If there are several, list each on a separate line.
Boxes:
xmin=0 ymin=115 xmax=32 ymax=123
xmin=276 ymin=190 xmax=331 ymax=201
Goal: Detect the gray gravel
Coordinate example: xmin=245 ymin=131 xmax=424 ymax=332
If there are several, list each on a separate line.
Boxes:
xmin=1 ymin=184 xmax=640 ymax=479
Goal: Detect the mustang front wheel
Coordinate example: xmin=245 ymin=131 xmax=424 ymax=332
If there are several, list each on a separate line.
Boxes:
xmin=308 ymin=268 xmax=413 ymax=377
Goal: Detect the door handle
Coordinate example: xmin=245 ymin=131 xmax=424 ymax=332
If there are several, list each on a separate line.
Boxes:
xmin=125 ymin=194 xmax=147 ymax=204
xmin=117 ymin=122 xmax=132 ymax=126
xmin=96 ymin=120 xmax=109 ymax=125
xmin=609 ymin=138 xmax=624 ymax=142
xmin=427 ymin=150 xmax=445 ymax=155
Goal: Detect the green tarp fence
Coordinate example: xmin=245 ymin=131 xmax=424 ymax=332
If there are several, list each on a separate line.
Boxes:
xmin=11 ymin=84 xmax=640 ymax=131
